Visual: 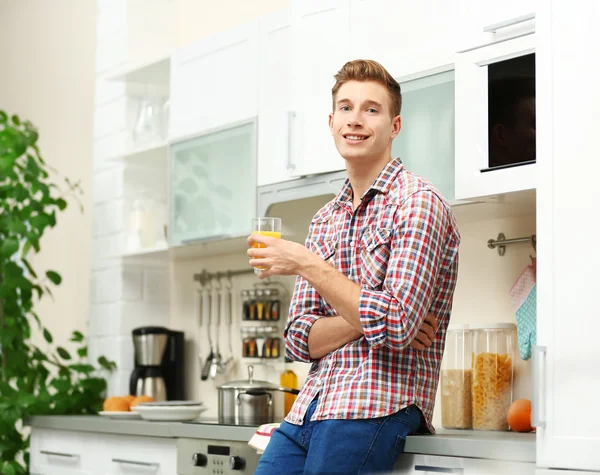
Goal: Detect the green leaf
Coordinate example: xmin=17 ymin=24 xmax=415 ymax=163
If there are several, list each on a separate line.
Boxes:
xmin=0 ymin=110 xmax=7 ymax=123
xmin=30 ymin=213 xmax=50 ymax=232
xmin=0 ymin=155 xmax=15 ymax=170
xmin=56 ymin=198 xmax=67 ymax=210
xmin=46 ymin=270 xmax=61 ymax=285
xmin=97 ymin=356 xmax=117 ymax=372
xmin=4 ymin=462 xmax=17 ymax=475
xmin=70 ymin=330 xmax=84 ymax=343
xmin=1 ymin=237 xmax=19 ymax=257
xmin=42 ymin=328 xmax=53 ymax=343
xmin=77 ymin=347 xmax=87 ymax=358
xmin=56 ymin=347 xmax=71 ymax=360
xmin=50 ymin=378 xmax=70 ymax=392
xmin=8 ymin=220 xmax=27 ymax=235
xmin=69 ymin=363 xmax=94 ymax=374
xmin=11 ymin=115 xmax=21 ymax=126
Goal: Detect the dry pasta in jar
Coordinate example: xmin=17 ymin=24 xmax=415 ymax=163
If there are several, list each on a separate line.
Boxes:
xmin=470 ymin=323 xmax=516 ymax=431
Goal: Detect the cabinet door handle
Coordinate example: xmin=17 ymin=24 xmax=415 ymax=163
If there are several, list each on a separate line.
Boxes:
xmin=483 ymin=13 xmax=535 ymax=33
xmin=286 ymin=110 xmax=296 ymax=172
xmin=532 ymin=344 xmax=547 ymax=428
xmin=112 ymin=457 xmax=160 ymax=468
xmin=40 ymin=450 xmax=79 ymax=459
xmin=414 ymin=466 xmax=463 ymax=473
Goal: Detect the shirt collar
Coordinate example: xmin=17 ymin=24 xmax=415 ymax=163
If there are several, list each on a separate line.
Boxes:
xmin=334 ymin=157 xmax=404 ymax=206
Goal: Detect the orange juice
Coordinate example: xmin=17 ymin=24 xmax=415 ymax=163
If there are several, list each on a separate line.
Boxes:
xmin=252 ymin=231 xmax=281 ymax=270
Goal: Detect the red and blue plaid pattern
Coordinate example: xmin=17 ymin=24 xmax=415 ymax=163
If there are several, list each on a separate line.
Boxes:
xmin=284 ymin=158 xmax=460 ymax=433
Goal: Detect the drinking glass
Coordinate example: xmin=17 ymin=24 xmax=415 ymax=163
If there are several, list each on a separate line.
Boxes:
xmin=251 ymin=217 xmax=282 ymax=275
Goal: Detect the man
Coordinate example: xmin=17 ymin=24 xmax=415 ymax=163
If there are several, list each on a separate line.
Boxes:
xmin=488 ymin=76 xmax=536 ymax=168
xmin=248 ymin=59 xmax=460 ymax=474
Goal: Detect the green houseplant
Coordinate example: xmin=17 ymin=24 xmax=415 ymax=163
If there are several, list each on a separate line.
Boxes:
xmin=0 ymin=111 xmax=116 ymax=474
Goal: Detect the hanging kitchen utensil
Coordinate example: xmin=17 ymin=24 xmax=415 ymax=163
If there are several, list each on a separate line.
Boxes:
xmin=211 ymin=280 xmax=223 ymax=377
xmin=196 ymin=283 xmax=205 ymax=381
xmin=200 ymin=286 xmax=213 ymax=381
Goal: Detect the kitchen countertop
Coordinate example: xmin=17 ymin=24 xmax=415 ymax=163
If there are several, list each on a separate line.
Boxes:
xmin=29 ymin=416 xmax=536 ymax=463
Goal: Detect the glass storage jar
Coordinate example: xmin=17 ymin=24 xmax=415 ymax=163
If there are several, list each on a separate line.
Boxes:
xmin=441 ymin=324 xmax=473 ymax=429
xmin=470 ymin=323 xmax=517 ymax=431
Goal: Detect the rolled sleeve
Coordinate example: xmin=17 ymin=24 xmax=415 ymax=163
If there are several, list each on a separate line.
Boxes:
xmin=284 ymin=313 xmax=320 ymax=363
xmin=360 ymin=191 xmax=451 ymax=351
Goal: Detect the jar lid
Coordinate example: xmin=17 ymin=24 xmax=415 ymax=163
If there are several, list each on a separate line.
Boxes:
xmin=469 ymin=323 xmax=517 ymax=330
xmin=447 ymin=323 xmax=470 ymax=331
xmin=217 ymin=365 xmax=278 ymax=390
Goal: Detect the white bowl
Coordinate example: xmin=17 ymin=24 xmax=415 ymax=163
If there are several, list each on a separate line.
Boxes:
xmin=132 ymin=404 xmax=207 ymax=422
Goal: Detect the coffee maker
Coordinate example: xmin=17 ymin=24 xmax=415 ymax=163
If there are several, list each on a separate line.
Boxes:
xmin=129 ymin=326 xmax=185 ymax=401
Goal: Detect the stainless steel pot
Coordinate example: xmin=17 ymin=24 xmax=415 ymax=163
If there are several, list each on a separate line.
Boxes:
xmin=218 ymin=365 xmax=299 ymax=426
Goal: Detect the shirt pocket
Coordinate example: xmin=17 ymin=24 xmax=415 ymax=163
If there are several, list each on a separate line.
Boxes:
xmin=308 ymin=240 xmax=337 ymax=265
xmin=360 ymin=228 xmax=391 ymax=289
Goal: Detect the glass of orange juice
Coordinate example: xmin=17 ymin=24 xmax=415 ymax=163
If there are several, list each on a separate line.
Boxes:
xmin=251 ymin=217 xmax=282 ymax=275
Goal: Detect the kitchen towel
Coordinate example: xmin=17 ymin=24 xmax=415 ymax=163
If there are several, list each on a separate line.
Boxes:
xmin=248 ymin=422 xmax=280 ymax=454
xmin=509 ymin=263 xmax=537 ymax=360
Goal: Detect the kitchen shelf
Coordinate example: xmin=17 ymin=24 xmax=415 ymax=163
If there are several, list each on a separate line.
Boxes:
xmin=108 ymin=142 xmax=168 ymax=164
xmin=106 ymin=56 xmax=171 ymax=86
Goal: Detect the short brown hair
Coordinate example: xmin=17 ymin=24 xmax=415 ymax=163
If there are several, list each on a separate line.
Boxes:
xmin=332 ymin=59 xmax=402 ymax=117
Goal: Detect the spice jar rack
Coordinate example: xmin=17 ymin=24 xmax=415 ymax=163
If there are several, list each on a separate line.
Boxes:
xmin=240 ymin=285 xmax=287 ymax=363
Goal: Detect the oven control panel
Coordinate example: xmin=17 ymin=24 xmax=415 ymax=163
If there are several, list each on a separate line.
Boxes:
xmin=177 ymin=438 xmax=260 ymax=474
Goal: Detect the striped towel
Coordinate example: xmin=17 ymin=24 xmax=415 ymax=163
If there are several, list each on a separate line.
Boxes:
xmin=248 ymin=423 xmax=280 ymax=454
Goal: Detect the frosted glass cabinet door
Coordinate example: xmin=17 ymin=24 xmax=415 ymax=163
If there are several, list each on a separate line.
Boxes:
xmin=169 ymin=121 xmax=257 ymax=245
xmin=391 ymin=70 xmax=455 ymax=202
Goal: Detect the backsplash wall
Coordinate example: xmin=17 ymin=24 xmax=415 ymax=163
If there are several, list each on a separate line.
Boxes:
xmin=169 ymin=194 xmax=536 ymax=428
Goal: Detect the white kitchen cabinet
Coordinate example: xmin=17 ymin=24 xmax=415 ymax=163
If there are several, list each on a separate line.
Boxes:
xmin=456 ymin=0 xmax=536 ymax=51
xmin=96 ymin=433 xmax=177 ymax=475
xmin=350 ymin=0 xmax=458 ymax=79
xmin=394 ymin=454 xmax=535 ymax=474
xmin=454 ymin=33 xmax=536 ymax=200
xmin=391 ymin=68 xmax=455 ymax=201
xmin=169 ymin=21 xmax=259 ymax=141
xmin=30 ymin=428 xmax=177 ymax=475
xmin=289 ymin=0 xmax=352 ymax=177
xmin=168 ymin=120 xmax=257 ymax=246
xmin=257 ymin=9 xmax=300 ymax=186
xmin=535 ymin=0 xmax=600 ymax=472
xmin=30 ymin=429 xmax=93 ymax=475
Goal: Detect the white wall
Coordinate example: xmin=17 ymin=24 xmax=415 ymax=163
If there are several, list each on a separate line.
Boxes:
xmin=0 ymin=1 xmax=95 ymax=352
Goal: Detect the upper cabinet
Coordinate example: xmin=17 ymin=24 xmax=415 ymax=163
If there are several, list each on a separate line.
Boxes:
xmin=350 ymin=0 xmax=459 ymax=78
xmin=289 ymin=0 xmax=352 ymax=177
xmin=457 ymin=0 xmax=536 ymax=51
xmin=454 ymin=33 xmax=536 ymax=200
xmin=257 ymin=10 xmax=300 ymax=187
xmin=391 ymin=69 xmax=456 ymax=202
xmin=169 ymin=21 xmax=259 ymax=141
xmin=168 ymin=120 xmax=256 ymax=246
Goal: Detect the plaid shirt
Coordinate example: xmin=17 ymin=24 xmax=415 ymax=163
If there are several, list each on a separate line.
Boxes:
xmin=283 ymin=158 xmax=460 ymax=432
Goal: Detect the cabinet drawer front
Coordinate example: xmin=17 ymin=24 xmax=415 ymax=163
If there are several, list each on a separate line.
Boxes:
xmin=98 ymin=434 xmax=177 ymax=475
xmin=30 ymin=429 xmax=92 ymax=473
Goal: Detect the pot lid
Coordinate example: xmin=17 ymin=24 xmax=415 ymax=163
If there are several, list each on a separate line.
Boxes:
xmin=218 ymin=365 xmax=279 ymax=390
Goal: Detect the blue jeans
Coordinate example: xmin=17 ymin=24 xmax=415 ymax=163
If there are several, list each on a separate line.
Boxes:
xmin=255 ymin=398 xmax=423 ymax=475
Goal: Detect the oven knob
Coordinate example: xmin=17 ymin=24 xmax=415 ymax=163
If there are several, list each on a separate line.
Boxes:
xmin=192 ymin=453 xmax=207 ymax=467
xmin=230 ymin=456 xmax=245 ymax=470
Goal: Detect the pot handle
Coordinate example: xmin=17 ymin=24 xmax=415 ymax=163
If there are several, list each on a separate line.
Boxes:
xmin=277 ymin=387 xmax=300 ymax=395
xmin=236 ymin=390 xmax=273 ymax=406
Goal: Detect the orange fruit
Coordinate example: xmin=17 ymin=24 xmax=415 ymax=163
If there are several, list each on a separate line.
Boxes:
xmin=103 ymin=396 xmax=129 ymax=412
xmin=507 ymin=399 xmax=534 ymax=432
xmin=122 ymin=395 xmax=136 ymax=406
xmin=130 ymin=395 xmax=155 ymax=408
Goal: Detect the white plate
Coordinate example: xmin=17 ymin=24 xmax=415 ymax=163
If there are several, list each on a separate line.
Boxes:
xmin=99 ymin=411 xmax=142 ymax=420
xmin=132 ymin=405 xmax=208 ymax=422
xmin=136 ymin=400 xmax=204 ymax=407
